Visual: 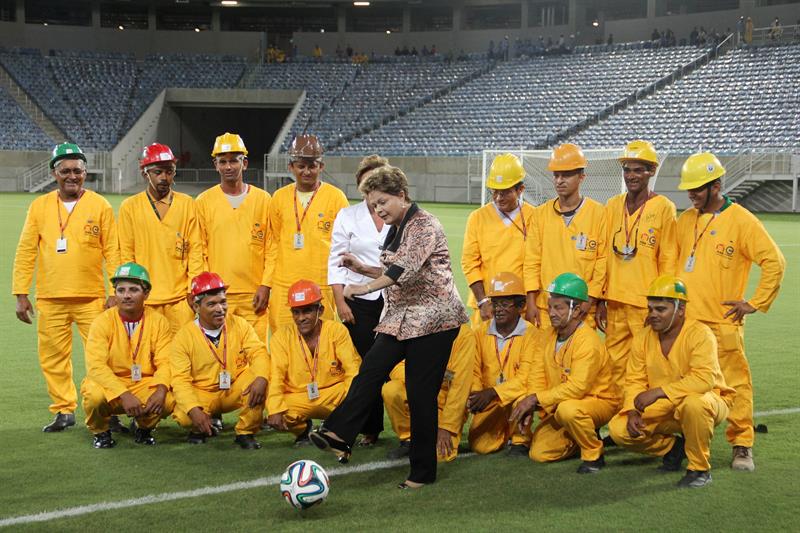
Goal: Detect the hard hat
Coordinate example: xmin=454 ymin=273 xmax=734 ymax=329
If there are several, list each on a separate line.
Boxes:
xmin=678 ymin=152 xmax=725 ymax=190
xmin=289 ymin=134 xmax=324 ymax=161
xmin=211 ymin=132 xmax=248 ymax=157
xmin=287 ymin=280 xmax=323 ymax=308
xmin=646 ymin=275 xmax=689 ymax=301
xmin=487 ymin=153 xmax=525 ymax=190
xmin=547 ymin=143 xmax=587 ymax=172
xmin=619 ymin=140 xmax=659 ymax=166
xmin=487 ymin=272 xmax=526 ymax=297
xmin=111 ymin=262 xmax=151 ymax=290
xmin=50 ymin=142 xmax=86 ymax=169
xmin=547 ymin=272 xmax=589 ymax=302
xmin=140 ymin=143 xmax=177 ymax=169
xmin=191 ymin=272 xmax=228 ymax=297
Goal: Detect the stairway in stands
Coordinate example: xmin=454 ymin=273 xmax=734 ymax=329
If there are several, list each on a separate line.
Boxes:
xmin=0 ymin=63 xmax=66 ymax=144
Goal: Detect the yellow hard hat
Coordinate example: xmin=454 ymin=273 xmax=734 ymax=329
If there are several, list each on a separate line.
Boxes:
xmin=487 ymin=153 xmax=525 ymax=190
xmin=486 ymin=272 xmax=525 ymax=298
xmin=547 ymin=143 xmax=587 ymax=172
xmin=619 ymin=140 xmax=658 ymax=166
xmin=678 ymin=152 xmax=725 ymax=190
xmin=646 ymin=275 xmax=689 ymax=301
xmin=211 ymin=132 xmax=248 ymax=157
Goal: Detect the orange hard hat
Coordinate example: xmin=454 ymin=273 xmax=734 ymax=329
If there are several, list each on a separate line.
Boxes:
xmin=140 ymin=143 xmax=176 ymax=169
xmin=191 ymin=272 xmax=227 ymax=297
xmin=287 ymin=279 xmax=323 ymax=308
xmin=487 ymin=272 xmax=525 ymax=297
xmin=547 ymin=143 xmax=587 ymax=172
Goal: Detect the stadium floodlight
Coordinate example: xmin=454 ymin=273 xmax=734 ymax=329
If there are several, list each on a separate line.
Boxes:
xmin=221 ymin=1 xmax=239 ymax=6
xmin=353 ymin=2 xmax=370 ymax=6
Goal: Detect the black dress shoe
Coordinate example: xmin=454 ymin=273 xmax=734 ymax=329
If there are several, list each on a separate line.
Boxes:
xmin=187 ymin=432 xmax=207 ymax=445
xmin=92 ymin=430 xmax=116 ymax=449
xmin=506 ymin=444 xmax=529 ymax=457
xmin=234 ymin=434 xmax=262 ymax=450
xmin=108 ymin=415 xmax=131 ymax=434
xmin=134 ymin=428 xmax=156 ymax=445
xmin=577 ymin=455 xmax=605 ymax=474
xmin=210 ymin=416 xmax=223 ymax=435
xmin=677 ymin=470 xmax=712 ymax=488
xmin=43 ymin=413 xmax=75 ymax=433
xmin=294 ymin=421 xmax=312 ymax=447
xmin=387 ymin=440 xmax=411 ymax=459
xmin=309 ymin=428 xmax=352 ymax=464
xmin=658 ymin=436 xmax=686 ymax=472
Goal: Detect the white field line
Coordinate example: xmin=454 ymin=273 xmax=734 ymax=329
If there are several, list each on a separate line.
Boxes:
xmin=754 ymin=407 xmax=800 ymax=417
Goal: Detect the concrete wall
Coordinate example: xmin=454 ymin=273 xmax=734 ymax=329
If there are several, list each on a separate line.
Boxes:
xmin=0 ymin=150 xmax=49 ymax=191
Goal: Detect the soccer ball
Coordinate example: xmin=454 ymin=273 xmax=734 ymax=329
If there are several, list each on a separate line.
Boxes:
xmin=279 ymin=459 xmax=330 ymax=510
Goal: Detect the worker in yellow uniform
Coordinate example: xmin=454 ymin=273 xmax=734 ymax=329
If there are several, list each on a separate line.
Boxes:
xmin=599 ymin=140 xmax=678 ymax=392
xmin=267 ymin=280 xmax=360 ymax=445
xmin=462 ymin=153 xmax=536 ymax=328
xmin=466 ymin=273 xmax=537 ymax=457
xmin=524 ymin=143 xmax=607 ymax=331
xmin=171 ymin=272 xmax=269 ymax=449
xmin=265 ymin=135 xmax=349 ymax=333
xmin=511 ymin=273 xmax=619 ymax=474
xmin=383 ymin=323 xmax=476 ymax=461
xmin=609 ymin=275 xmax=735 ymax=488
xmin=675 ymin=153 xmax=785 ymax=472
xmin=81 ymin=263 xmax=175 ymax=448
xmin=195 ymin=133 xmax=273 ymax=341
xmin=118 ymin=143 xmax=203 ymax=335
xmin=13 ymin=143 xmax=120 ymax=432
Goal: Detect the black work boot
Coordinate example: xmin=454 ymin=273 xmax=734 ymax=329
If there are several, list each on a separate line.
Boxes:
xmin=134 ymin=427 xmax=156 ymax=445
xmin=108 ymin=415 xmax=131 ymax=434
xmin=658 ymin=436 xmax=686 ymax=472
xmin=187 ymin=432 xmax=207 ymax=445
xmin=294 ymin=421 xmax=312 ymax=447
xmin=234 ymin=434 xmax=262 ymax=450
xmin=92 ymin=430 xmax=116 ymax=449
xmin=577 ymin=455 xmax=605 ymax=474
xmin=43 ymin=413 xmax=75 ymax=433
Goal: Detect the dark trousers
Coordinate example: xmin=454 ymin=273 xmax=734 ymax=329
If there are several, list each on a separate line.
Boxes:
xmin=342 ymin=295 xmax=385 ymax=436
xmin=323 ymin=327 xmax=460 ymax=484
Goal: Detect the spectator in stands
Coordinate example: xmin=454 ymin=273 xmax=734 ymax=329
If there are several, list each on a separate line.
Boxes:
xmin=769 ymin=18 xmax=782 ymax=40
xmin=431 ymin=44 xmax=437 ymax=55
xmin=394 ymin=46 xmax=401 ymax=56
xmin=402 ymin=45 xmax=410 ymax=55
xmin=411 ymin=46 xmax=418 ymax=56
xmin=313 ymin=45 xmax=322 ymax=61
xmin=651 ymin=28 xmax=661 ymax=42
xmin=690 ymin=27 xmax=699 ymax=46
xmin=421 ymin=45 xmax=429 ymax=56
xmin=737 ymin=16 xmax=745 ymax=42
xmin=698 ymin=27 xmax=707 ymax=46
xmin=557 ymin=34 xmax=566 ymax=52
xmin=336 ymin=44 xmax=344 ymax=59
xmin=546 ymin=36 xmax=553 ymax=49
xmin=346 ymin=44 xmax=353 ymax=57
xmin=607 ymin=34 xmax=614 ymax=46
xmin=795 ymin=19 xmax=800 ymax=41
xmin=501 ymin=36 xmax=510 ymax=60
xmin=745 ymin=17 xmax=753 ymax=44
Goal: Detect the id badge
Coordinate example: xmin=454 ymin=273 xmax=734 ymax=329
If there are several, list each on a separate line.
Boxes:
xmin=443 ymin=369 xmax=455 ymax=382
xmin=293 ymin=232 xmax=305 ymax=250
xmin=219 ymin=370 xmax=232 ymax=390
xmin=575 ymin=234 xmax=587 ymax=251
xmin=684 ymin=255 xmax=696 ymax=273
xmin=307 ymin=381 xmax=320 ymax=400
xmin=131 ymin=363 xmax=142 ymax=382
xmin=496 ymin=373 xmax=505 ymax=385
xmin=56 ymin=238 xmax=67 ymax=254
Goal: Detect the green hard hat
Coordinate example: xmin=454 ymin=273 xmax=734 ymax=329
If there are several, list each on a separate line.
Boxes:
xmin=50 ymin=142 xmax=87 ymax=169
xmin=111 ymin=262 xmax=151 ymax=290
xmin=547 ymin=272 xmax=589 ymax=302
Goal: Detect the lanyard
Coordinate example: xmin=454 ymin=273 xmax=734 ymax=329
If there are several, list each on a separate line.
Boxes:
xmin=121 ymin=313 xmax=145 ymax=364
xmin=621 ymin=192 xmax=652 ymax=247
xmin=690 ymin=212 xmax=716 ymax=256
xmin=554 ymin=330 xmax=578 ymax=369
xmin=500 ymin=205 xmax=528 ymax=240
xmin=293 ymin=182 xmax=321 ymax=233
xmin=199 ymin=324 xmax=227 ymax=369
xmin=56 ymin=190 xmax=85 ymax=238
xmin=298 ymin=334 xmax=320 ymax=382
xmin=494 ymin=336 xmax=515 ymax=374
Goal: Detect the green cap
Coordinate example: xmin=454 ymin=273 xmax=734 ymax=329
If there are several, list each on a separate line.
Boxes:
xmin=547 ymin=272 xmax=589 ymax=302
xmin=111 ymin=262 xmax=151 ymax=290
xmin=50 ymin=142 xmax=87 ymax=169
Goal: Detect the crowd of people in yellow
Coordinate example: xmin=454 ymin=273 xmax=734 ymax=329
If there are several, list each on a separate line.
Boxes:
xmin=12 ymin=132 xmax=785 ymax=490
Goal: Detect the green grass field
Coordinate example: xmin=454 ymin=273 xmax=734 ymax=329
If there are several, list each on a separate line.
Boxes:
xmin=1 ymin=193 xmax=798 ymax=531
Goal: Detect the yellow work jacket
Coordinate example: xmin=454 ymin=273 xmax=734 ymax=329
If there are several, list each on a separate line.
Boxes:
xmin=84 ymin=307 xmax=172 ymax=401
xmin=118 ymin=190 xmax=204 ymax=304
xmin=13 ymin=190 xmax=120 ymax=298
xmin=624 ymin=320 xmax=735 ymax=413
xmin=267 ymin=320 xmax=361 ymax=414
xmin=266 ymin=182 xmax=349 ymax=287
xmin=170 ymin=314 xmax=270 ymax=413
xmin=675 ymin=203 xmax=785 ymax=323
xmin=195 ymin=184 xmax=273 ymax=295
xmin=472 ymin=319 xmax=538 ymax=407
xmin=604 ymin=193 xmax=678 ymax=307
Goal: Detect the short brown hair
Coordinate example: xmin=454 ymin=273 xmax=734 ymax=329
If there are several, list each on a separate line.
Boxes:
xmin=355 ymin=154 xmax=389 ymax=183
xmin=359 ymin=165 xmax=410 ymax=201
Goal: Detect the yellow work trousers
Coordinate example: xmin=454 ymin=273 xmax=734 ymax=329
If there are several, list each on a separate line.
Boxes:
xmin=468 ymin=399 xmax=530 ymax=455
xmin=81 ymin=377 xmax=175 ymax=433
xmin=148 ymin=299 xmax=195 ymax=336
xmin=530 ymin=397 xmax=617 ymax=462
xmin=605 ymin=301 xmax=648 ymax=395
xmin=268 ymin=284 xmax=335 ymax=335
xmin=608 ymin=393 xmax=729 ymax=471
xmin=35 ymin=297 xmax=105 ymax=414
xmin=280 ymin=382 xmax=348 ymax=436
xmin=382 ymin=379 xmax=464 ymax=462
xmin=226 ymin=293 xmax=269 ymax=343
xmin=172 ymin=370 xmax=263 ymax=434
xmin=703 ymin=321 xmax=752 ymax=447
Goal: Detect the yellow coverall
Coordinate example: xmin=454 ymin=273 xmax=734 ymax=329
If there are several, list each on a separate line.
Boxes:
xmin=12 ymin=190 xmax=120 ymax=415
xmin=268 ymin=320 xmax=360 ymax=436
xmin=81 ymin=307 xmax=175 ymax=432
xmin=265 ymin=183 xmax=349 ymax=332
xmin=195 ymin=184 xmax=273 ymax=341
xmin=171 ymin=315 xmax=269 ymax=435
xmin=468 ymin=320 xmax=537 ymax=454
xmin=528 ymin=324 xmax=619 ymax=462
xmin=675 ymin=202 xmax=785 ymax=447
xmin=382 ymin=324 xmax=477 ymax=461
xmin=609 ymin=320 xmax=734 ymax=471
xmin=604 ymin=193 xmax=677 ymax=393
xmin=461 ymin=202 xmax=536 ymax=328
xmin=118 ymin=190 xmax=204 ymax=335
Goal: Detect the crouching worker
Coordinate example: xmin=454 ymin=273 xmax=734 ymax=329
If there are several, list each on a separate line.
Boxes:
xmin=608 ymin=276 xmax=734 ymax=488
xmin=267 ymin=280 xmax=360 ymax=445
xmin=383 ymin=323 xmax=476 ymax=461
xmin=81 ymin=263 xmax=174 ymax=448
xmin=171 ymin=272 xmax=268 ymax=449
xmin=511 ymin=273 xmax=619 ymax=474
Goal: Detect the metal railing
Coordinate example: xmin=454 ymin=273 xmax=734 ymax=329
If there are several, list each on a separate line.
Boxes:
xmin=721 ymin=150 xmax=796 ymax=194
xmin=739 ymin=24 xmax=800 ymax=47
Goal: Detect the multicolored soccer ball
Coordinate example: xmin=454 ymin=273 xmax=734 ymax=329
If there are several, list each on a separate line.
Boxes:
xmin=279 ymin=459 xmax=330 ymax=510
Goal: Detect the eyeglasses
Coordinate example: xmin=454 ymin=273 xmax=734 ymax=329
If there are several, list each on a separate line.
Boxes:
xmin=612 ymin=227 xmax=638 ymax=258
xmin=490 ymin=299 xmax=519 ymax=310
xmin=55 ymin=168 xmax=86 ymax=177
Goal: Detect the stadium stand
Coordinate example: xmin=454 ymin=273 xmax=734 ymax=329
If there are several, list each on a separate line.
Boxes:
xmin=0 ymin=85 xmax=52 ymax=150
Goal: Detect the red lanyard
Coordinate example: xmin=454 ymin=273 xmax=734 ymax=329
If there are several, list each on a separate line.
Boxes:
xmin=293 ymin=182 xmax=321 ymax=233
xmin=494 ymin=337 xmax=515 ymax=374
xmin=690 ymin=212 xmax=716 ymax=256
xmin=500 ymin=206 xmax=528 ymax=240
xmin=298 ymin=334 xmax=320 ymax=381
xmin=56 ymin=190 xmax=85 ymax=238
xmin=621 ymin=193 xmax=651 ymax=247
xmin=120 ymin=313 xmax=145 ymax=364
xmin=199 ymin=324 xmax=227 ymax=369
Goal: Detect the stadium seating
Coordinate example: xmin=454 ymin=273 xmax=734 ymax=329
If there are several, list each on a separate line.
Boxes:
xmin=0 ymin=85 xmax=52 ymax=150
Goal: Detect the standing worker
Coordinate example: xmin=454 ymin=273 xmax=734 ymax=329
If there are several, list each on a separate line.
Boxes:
xmin=13 ymin=143 xmax=120 ymax=432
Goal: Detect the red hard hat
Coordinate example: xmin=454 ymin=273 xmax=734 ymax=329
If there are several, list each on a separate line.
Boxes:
xmin=191 ymin=272 xmax=227 ymax=297
xmin=287 ymin=280 xmax=323 ymax=308
xmin=140 ymin=143 xmax=177 ymax=169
